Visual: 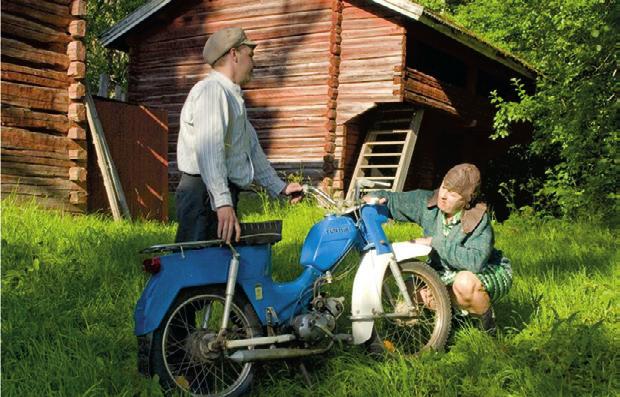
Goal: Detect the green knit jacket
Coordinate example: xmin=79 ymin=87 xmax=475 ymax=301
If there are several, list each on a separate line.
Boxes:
xmin=375 ymin=189 xmax=501 ymax=274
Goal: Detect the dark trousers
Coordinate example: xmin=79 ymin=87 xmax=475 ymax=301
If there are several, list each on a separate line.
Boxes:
xmin=174 ymin=173 xmax=240 ymax=243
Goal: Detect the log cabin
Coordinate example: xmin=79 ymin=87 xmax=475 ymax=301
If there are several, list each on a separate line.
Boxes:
xmin=102 ymin=0 xmax=536 ymax=201
xmin=1 ymin=0 xmax=88 ymax=213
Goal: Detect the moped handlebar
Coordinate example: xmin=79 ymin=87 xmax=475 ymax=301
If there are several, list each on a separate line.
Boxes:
xmin=301 ymin=179 xmax=391 ymax=214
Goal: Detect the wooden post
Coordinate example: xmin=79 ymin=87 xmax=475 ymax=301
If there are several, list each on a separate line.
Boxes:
xmin=114 ymin=84 xmax=125 ymax=102
xmin=85 ymin=90 xmax=131 ymax=220
xmin=98 ymin=74 xmax=110 ymax=97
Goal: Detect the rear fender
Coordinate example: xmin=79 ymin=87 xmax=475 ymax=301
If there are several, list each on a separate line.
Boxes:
xmin=135 ymin=245 xmax=267 ymax=336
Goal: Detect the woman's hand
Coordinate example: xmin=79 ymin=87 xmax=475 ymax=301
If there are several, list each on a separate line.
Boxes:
xmin=361 ymin=195 xmax=387 ymax=205
xmin=412 ymin=237 xmax=432 ymax=246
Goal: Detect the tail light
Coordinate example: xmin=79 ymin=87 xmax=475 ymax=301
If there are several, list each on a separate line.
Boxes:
xmin=143 ymin=257 xmax=161 ymax=274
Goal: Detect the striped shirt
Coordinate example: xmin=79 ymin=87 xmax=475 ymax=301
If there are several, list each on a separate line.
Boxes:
xmin=176 ymin=71 xmax=286 ymax=209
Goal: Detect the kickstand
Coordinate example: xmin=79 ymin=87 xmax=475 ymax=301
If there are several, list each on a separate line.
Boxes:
xmin=298 ymin=362 xmax=313 ymax=389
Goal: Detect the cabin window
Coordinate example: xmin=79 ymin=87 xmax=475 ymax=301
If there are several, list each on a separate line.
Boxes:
xmin=408 ymin=40 xmax=467 ymax=87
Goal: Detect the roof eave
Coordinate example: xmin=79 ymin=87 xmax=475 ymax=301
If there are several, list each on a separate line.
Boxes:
xmin=366 ymin=0 xmax=536 ymax=79
xmin=100 ymin=0 xmax=173 ymax=51
xmin=417 ymin=11 xmax=536 ymax=79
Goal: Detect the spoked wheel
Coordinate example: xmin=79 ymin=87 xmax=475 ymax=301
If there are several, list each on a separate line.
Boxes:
xmin=373 ymin=261 xmax=451 ymax=354
xmin=150 ymin=287 xmax=261 ymax=397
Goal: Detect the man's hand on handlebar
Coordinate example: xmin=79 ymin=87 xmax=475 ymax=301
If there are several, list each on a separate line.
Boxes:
xmin=282 ymin=182 xmax=304 ymax=204
xmin=361 ymin=195 xmax=387 ymax=205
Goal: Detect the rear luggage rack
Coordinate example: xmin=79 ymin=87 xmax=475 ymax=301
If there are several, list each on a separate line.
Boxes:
xmin=141 ymin=221 xmax=283 ymax=254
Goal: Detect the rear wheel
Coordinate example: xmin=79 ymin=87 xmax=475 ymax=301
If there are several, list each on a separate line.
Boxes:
xmin=373 ymin=261 xmax=451 ymax=354
xmin=150 ymin=287 xmax=261 ymax=396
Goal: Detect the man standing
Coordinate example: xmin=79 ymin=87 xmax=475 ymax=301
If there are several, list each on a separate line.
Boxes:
xmin=175 ymin=27 xmax=303 ymax=244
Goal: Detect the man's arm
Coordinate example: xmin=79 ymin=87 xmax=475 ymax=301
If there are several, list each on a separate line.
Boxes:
xmin=247 ymin=120 xmax=287 ymax=196
xmin=194 ymin=84 xmax=240 ymax=243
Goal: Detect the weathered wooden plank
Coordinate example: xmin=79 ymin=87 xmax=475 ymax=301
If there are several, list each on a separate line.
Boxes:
xmin=340 ymin=25 xmax=404 ymax=40
xmin=1 ymin=152 xmax=76 ymax=168
xmin=68 ymin=103 xmax=86 ymax=122
xmin=403 ymin=68 xmax=493 ymax=121
xmin=146 ymin=20 xmax=332 ymax=47
xmin=1 ymin=127 xmax=81 ymax=153
xmin=341 ymin=16 xmax=403 ymax=32
xmin=1 ymin=174 xmax=82 ymax=189
xmin=1 ymin=107 xmax=71 ymax=133
xmin=163 ymin=8 xmax=334 ymax=37
xmin=180 ymin=0 xmax=332 ymax=25
xmin=2 ymin=0 xmax=70 ymax=18
xmin=340 ymin=42 xmax=403 ymax=59
xmin=67 ymin=61 xmax=85 ymax=78
xmin=1 ymin=81 xmax=69 ymax=113
xmin=68 ymin=20 xmax=86 ymax=38
xmin=255 ymin=127 xmax=326 ymax=138
xmin=67 ymin=41 xmax=86 ymax=62
xmin=2 ymin=38 xmax=70 ymax=69
xmin=144 ymin=2 xmax=332 ymax=43
xmin=251 ymin=117 xmax=325 ymax=130
xmin=338 ymin=81 xmax=396 ymax=93
xmin=1 ymin=0 xmax=72 ymax=27
xmin=1 ymin=13 xmax=71 ymax=44
xmin=1 ymin=160 xmax=71 ymax=178
xmin=339 ymin=56 xmax=402 ymax=71
xmin=2 ymin=147 xmax=69 ymax=162
xmin=71 ymin=0 xmax=86 ymax=16
xmin=1 ymin=183 xmax=79 ymax=197
xmin=1 ymin=63 xmax=70 ymax=89
xmin=131 ymin=48 xmax=330 ymax=73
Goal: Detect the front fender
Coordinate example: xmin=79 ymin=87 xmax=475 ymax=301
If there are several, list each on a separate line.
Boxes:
xmin=351 ymin=250 xmax=392 ymax=344
xmin=350 ymin=242 xmax=431 ymax=344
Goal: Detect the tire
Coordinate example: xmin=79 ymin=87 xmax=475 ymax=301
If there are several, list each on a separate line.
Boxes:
xmin=150 ymin=286 xmax=262 ymax=397
xmin=373 ymin=261 xmax=452 ymax=354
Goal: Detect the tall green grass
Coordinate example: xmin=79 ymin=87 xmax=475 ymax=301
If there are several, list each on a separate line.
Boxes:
xmin=2 ymin=196 xmax=618 ymax=396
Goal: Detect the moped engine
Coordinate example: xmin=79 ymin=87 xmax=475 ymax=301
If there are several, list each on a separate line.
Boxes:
xmin=292 ymin=296 xmax=345 ymax=343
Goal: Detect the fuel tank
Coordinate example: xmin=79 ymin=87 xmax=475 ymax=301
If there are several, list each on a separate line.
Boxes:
xmin=300 ymin=214 xmax=359 ymax=272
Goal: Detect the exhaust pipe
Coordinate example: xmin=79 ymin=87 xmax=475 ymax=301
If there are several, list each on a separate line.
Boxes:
xmin=228 ymin=343 xmax=332 ymax=363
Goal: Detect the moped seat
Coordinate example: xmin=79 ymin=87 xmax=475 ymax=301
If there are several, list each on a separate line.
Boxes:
xmin=140 ymin=221 xmax=282 ymax=254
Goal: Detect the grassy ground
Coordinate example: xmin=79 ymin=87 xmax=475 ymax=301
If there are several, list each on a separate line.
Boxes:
xmin=2 ymin=195 xmax=618 ymax=396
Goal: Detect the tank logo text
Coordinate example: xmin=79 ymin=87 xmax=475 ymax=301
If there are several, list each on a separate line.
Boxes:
xmin=326 ymin=227 xmax=350 ymax=234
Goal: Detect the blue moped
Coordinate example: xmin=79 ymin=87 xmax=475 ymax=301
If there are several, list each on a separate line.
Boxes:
xmin=136 ymin=180 xmax=452 ymax=396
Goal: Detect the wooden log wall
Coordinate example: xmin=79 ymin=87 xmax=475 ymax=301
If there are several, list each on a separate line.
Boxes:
xmin=403 ymin=68 xmax=494 ymax=128
xmin=126 ymin=0 xmax=335 ymax=189
xmin=329 ymin=1 xmax=406 ymax=193
xmin=1 ymin=0 xmax=88 ymax=212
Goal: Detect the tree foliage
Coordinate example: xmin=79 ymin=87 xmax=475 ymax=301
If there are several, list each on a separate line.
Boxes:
xmin=85 ymin=0 xmax=146 ymax=95
xmin=448 ymin=0 xmax=618 ymax=219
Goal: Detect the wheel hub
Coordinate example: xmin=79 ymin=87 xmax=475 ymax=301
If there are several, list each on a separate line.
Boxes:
xmin=185 ymin=330 xmax=221 ymax=361
xmin=394 ymin=300 xmax=419 ymax=326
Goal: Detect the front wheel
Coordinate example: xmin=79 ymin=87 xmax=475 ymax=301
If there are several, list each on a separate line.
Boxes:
xmin=150 ymin=287 xmax=261 ymax=396
xmin=373 ymin=261 xmax=451 ymax=354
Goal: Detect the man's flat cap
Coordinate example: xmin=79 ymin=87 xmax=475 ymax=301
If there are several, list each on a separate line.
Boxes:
xmin=202 ymin=27 xmax=257 ymax=66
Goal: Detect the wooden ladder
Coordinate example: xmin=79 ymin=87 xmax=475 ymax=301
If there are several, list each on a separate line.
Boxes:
xmin=346 ymin=108 xmax=424 ymax=200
